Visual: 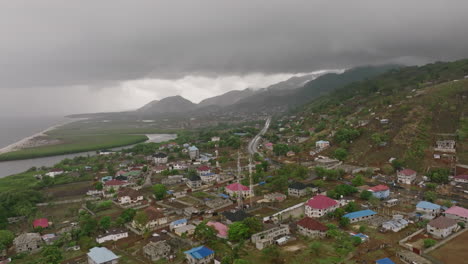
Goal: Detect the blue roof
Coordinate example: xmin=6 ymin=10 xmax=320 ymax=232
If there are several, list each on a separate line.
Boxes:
xmin=171 ymin=219 xmax=187 ymax=225
xmin=259 ymin=181 xmax=266 ymax=185
xmin=376 ymin=258 xmax=395 ymax=264
xmin=218 ymin=193 xmax=229 ymax=199
xmin=344 ymin=209 xmax=377 ymax=219
xmin=416 ymin=201 xmax=441 ymax=210
xmin=188 ymin=146 xmax=199 ymax=151
xmin=184 ymin=246 xmax=214 ymax=259
xmin=87 ymin=247 xmax=118 ymax=263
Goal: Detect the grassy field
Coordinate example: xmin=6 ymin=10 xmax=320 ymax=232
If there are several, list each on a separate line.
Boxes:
xmin=0 ymin=171 xmax=41 ymax=192
xmin=0 ymin=134 xmax=148 ymax=161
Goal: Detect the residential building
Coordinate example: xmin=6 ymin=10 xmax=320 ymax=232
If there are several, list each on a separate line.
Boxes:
xmin=343 ymin=210 xmax=377 ymax=223
xmin=315 ymin=140 xmax=330 ymax=149
xmin=143 ymin=241 xmax=171 ymax=262
xmin=453 ymin=175 xmax=468 ymax=183
xmin=264 ymin=142 xmax=273 ymax=150
xmin=184 ymin=246 xmax=214 ymax=264
xmin=397 ymin=169 xmax=417 ymax=184
xmin=153 ymin=153 xmax=168 ymax=164
xmin=416 ymin=201 xmax=441 ymax=217
xmin=14 ymin=233 xmax=42 ymax=253
xmin=222 ymin=210 xmax=251 ymax=224
xmin=397 ymin=251 xmax=431 ymax=264
xmin=381 ymin=215 xmax=409 ymax=232
xmin=33 ymin=218 xmax=49 ymax=229
xmin=161 ymin=175 xmax=184 ymax=185
xmin=288 ymin=182 xmax=307 ymax=197
xmin=187 ymin=174 xmax=203 ymax=189
xmin=207 ymin=222 xmax=229 ymax=239
xmin=96 ymin=228 xmax=128 ymax=244
xmin=104 ymin=180 xmax=127 ymax=191
xmin=132 ymin=207 xmax=167 ymax=231
xmin=189 ymin=146 xmax=200 ymax=160
xmin=225 ymin=183 xmax=253 ymax=199
xmin=264 ymin=192 xmax=287 ymax=203
xmin=197 ymin=166 xmax=211 ymax=175
xmin=117 ymin=188 xmax=143 ymax=205
xmin=174 ymin=224 xmax=196 ymax=237
xmin=305 ymin=195 xmax=339 ymax=218
xmin=368 ymin=185 xmax=390 ymax=199
xmin=251 ymin=225 xmax=290 ymax=250
xmin=286 ymin=151 xmax=295 ymax=157
xmin=434 ymin=140 xmax=456 ymax=153
xmin=200 ymin=172 xmax=217 ymax=184
xmin=173 ymin=163 xmax=188 ymax=170
xmin=427 ymin=216 xmax=458 ymax=239
xmin=211 ymin=136 xmax=220 ymax=142
xmin=444 ymin=206 xmax=468 ymax=223
xmin=169 ymin=219 xmax=187 ymax=231
xmin=296 ymin=217 xmax=327 ymax=238
xmin=45 ymin=169 xmax=64 ymax=178
xmin=87 ymin=247 xmax=119 ymax=264
xmin=205 ymin=198 xmax=233 ymax=209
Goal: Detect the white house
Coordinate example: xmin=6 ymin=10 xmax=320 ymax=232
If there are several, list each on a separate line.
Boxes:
xmin=188 ymin=146 xmax=200 ymax=160
xmin=315 ymin=140 xmax=330 ymax=149
xmin=96 ymin=228 xmax=128 ymax=244
xmin=199 ymin=173 xmax=217 ymax=184
xmin=305 ymin=195 xmax=339 ymax=218
xmin=225 ymin=183 xmax=253 ymax=199
xmin=381 ymin=215 xmax=409 ymax=232
xmin=211 ymin=137 xmax=220 ymax=142
xmin=397 ymin=169 xmax=417 ymax=184
xmin=87 ymin=247 xmax=119 ymax=264
xmin=173 ymin=163 xmax=188 ymax=170
xmin=453 ymin=175 xmax=468 ymax=183
xmin=132 ymin=207 xmax=167 ymax=231
xmin=427 ymin=216 xmax=458 ymax=239
xmin=117 ymin=188 xmax=144 ymax=205
xmin=416 ymin=201 xmax=441 ymax=217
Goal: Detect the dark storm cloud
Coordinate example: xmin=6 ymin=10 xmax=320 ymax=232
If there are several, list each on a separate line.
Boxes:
xmin=1 ymin=0 xmax=468 ymax=89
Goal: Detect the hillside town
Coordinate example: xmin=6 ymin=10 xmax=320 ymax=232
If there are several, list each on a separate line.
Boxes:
xmin=1 ymin=112 xmax=467 ymax=264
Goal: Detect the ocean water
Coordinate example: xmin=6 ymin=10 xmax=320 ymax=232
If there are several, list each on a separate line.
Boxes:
xmin=0 ymin=115 xmax=66 ymax=149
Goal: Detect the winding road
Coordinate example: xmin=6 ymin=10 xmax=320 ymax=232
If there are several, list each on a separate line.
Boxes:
xmin=248 ymin=116 xmax=271 ymax=156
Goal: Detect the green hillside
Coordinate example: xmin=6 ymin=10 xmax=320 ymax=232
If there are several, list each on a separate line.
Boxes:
xmin=295 ymin=59 xmax=468 ymax=172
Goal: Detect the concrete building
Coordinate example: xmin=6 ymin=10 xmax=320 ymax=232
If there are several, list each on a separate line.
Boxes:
xmin=132 ymin=207 xmax=167 ymax=231
xmin=13 ymin=233 xmax=42 ymax=253
xmin=184 ymin=246 xmax=214 ymax=264
xmin=434 ymin=140 xmax=456 ymax=153
xmin=87 ymin=247 xmax=119 ymax=264
xmin=368 ymin=185 xmax=390 ymax=199
xmin=305 ymin=195 xmax=339 ymax=218
xmin=381 ymin=215 xmax=409 ymax=232
xmin=96 ymin=228 xmax=128 ymax=244
xmin=117 ymin=188 xmax=144 ymax=205
xmin=153 ymin=152 xmax=168 ymax=164
xmin=397 ymin=169 xmax=417 ymax=184
xmin=416 ymin=201 xmax=441 ymax=217
xmin=315 ymin=140 xmax=330 ymax=149
xmin=169 ymin=219 xmax=187 ymax=231
xmin=296 ymin=217 xmax=327 ymax=238
xmin=343 ymin=210 xmax=377 ymax=223
xmin=427 ymin=216 xmax=458 ymax=239
xmin=143 ymin=241 xmax=171 ymax=262
xmin=251 ymin=225 xmax=290 ymax=250
xmin=225 ymin=183 xmax=253 ymax=199
xmin=174 ymin=224 xmax=196 ymax=237
xmin=288 ymin=182 xmax=308 ymax=197
xmin=187 ymin=174 xmax=203 ymax=189
xmin=444 ymin=206 xmax=468 ymax=223
xmin=188 ymin=146 xmax=200 ymax=160
xmin=453 ymin=175 xmax=468 ymax=183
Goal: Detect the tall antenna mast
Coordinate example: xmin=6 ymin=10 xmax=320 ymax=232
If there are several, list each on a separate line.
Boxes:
xmin=237 ymin=151 xmax=243 ymax=209
xmin=249 ymin=155 xmax=254 ymax=207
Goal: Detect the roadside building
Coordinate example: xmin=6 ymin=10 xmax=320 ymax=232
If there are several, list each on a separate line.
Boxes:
xmin=87 ymin=247 xmax=119 ymax=264
xmin=444 ymin=206 xmax=468 ymax=223
xmin=427 ymin=216 xmax=458 ymax=239
xmin=143 ymin=241 xmax=171 ymax=262
xmin=96 ymin=228 xmax=128 ymax=244
xmin=397 ymin=169 xmax=417 ymax=184
xmin=343 ymin=210 xmax=377 ymax=223
xmin=296 ymin=217 xmax=327 ymax=238
xmin=184 ymin=246 xmax=214 ymax=264
xmin=305 ymin=195 xmax=339 ymax=218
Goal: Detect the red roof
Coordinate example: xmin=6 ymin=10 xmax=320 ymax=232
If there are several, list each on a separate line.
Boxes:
xmin=368 ymin=185 xmax=389 ymax=192
xmin=399 ymin=169 xmax=416 ymax=176
xmin=454 ymin=175 xmax=468 ymax=180
xmin=105 ymin=179 xmax=126 ymax=186
xmin=297 ymin=217 xmax=328 ymax=231
xmin=226 ymin=183 xmax=250 ymax=191
xmin=197 ymin=166 xmax=211 ymax=171
xmin=306 ymin=195 xmax=337 ymax=209
xmin=33 ymin=218 xmax=49 ymax=228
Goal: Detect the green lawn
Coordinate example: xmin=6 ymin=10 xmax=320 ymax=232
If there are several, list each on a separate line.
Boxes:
xmin=0 ymin=134 xmax=148 ymax=161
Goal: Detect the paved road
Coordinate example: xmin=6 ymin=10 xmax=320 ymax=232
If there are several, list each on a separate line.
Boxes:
xmin=248 ymin=117 xmax=271 ymax=156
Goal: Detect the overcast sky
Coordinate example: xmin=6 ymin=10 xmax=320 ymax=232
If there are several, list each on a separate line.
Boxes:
xmin=1 ymin=0 xmax=468 ymax=116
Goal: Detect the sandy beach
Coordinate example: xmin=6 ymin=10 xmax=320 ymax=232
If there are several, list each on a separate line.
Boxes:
xmin=0 ymin=118 xmax=80 ymax=154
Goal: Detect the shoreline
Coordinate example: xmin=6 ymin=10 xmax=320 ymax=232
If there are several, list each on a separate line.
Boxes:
xmin=0 ymin=118 xmax=83 ymax=155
